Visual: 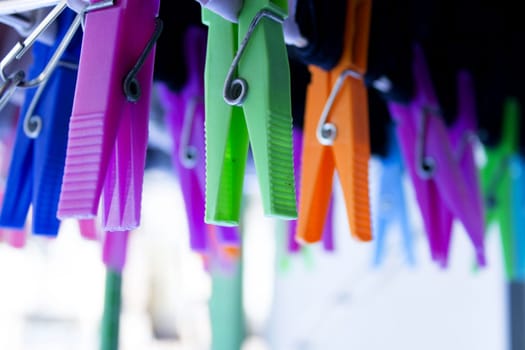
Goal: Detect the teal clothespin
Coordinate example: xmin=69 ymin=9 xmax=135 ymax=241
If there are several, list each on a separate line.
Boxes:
xmin=100 ymin=230 xmax=129 ymax=350
xmin=201 ymin=0 xmax=297 ymax=226
xmin=101 ymin=268 xmax=122 ymax=350
xmin=511 ymin=154 xmax=525 ymax=280
xmin=209 ymin=261 xmax=245 ymax=350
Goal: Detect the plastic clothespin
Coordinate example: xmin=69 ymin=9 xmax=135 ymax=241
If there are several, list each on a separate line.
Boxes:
xmin=101 ymin=230 xmax=128 ymax=350
xmin=201 ymin=0 xmax=297 ymax=226
xmin=296 ymin=0 xmax=372 ymax=244
xmin=480 ymin=98 xmax=519 ymax=278
xmin=157 ymin=25 xmax=240 ymax=253
xmin=510 ymin=154 xmax=525 ymax=280
xmin=0 ymin=102 xmax=26 ymax=247
xmin=448 ymin=70 xmax=485 ymax=260
xmin=288 ymin=127 xmax=333 ymax=252
xmin=389 ymin=46 xmax=486 ymax=267
xmin=57 ymin=0 xmax=161 ymax=232
xmin=373 ymin=125 xmax=414 ymax=266
xmin=0 ymin=8 xmax=82 ymax=236
xmin=103 ymin=230 xmax=129 ymax=272
xmin=0 ymin=193 xmax=26 ymax=248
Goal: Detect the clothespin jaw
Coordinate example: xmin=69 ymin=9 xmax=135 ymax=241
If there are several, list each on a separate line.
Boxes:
xmin=287 ymin=127 xmax=334 ymax=252
xmin=373 ymin=126 xmax=414 ymax=266
xmin=0 ymin=9 xmax=81 ymax=236
xmin=297 ymin=0 xmax=372 ymax=244
xmin=480 ymin=98 xmax=519 ymax=277
xmin=58 ymin=0 xmax=160 ymax=227
xmin=202 ymin=0 xmax=296 ymax=226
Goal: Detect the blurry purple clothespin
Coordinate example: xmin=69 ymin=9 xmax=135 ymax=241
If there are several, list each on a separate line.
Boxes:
xmin=157 ymin=26 xmax=240 ymax=255
xmin=389 ymin=45 xmax=485 ymax=267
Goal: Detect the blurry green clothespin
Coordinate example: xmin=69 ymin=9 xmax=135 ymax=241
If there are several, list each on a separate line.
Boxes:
xmin=201 ymin=0 xmax=297 ymax=226
xmin=480 ymin=98 xmax=519 ymax=279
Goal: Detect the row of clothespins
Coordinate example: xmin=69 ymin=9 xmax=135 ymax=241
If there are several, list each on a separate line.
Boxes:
xmin=1 ymin=0 xmax=525 ymax=281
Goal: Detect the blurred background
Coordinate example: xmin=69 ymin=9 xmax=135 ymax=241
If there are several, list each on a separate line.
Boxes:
xmin=0 ymin=152 xmax=509 ymax=350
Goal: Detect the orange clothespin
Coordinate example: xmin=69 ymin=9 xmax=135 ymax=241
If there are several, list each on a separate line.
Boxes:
xmin=297 ymin=0 xmax=372 ymax=243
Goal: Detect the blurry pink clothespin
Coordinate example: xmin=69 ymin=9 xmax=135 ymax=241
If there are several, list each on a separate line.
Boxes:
xmin=58 ymin=0 xmax=162 ymax=232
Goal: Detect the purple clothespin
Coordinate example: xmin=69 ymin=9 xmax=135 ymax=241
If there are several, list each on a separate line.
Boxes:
xmin=389 ymin=45 xmax=485 ymax=267
xmin=157 ymin=26 xmax=239 ymax=254
xmin=287 ymin=127 xmax=334 ymax=253
xmin=58 ymin=0 xmax=162 ymax=232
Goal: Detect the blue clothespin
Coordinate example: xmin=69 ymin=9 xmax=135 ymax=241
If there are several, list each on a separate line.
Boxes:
xmin=511 ymin=154 xmax=525 ymax=279
xmin=0 ymin=9 xmax=82 ymax=236
xmin=373 ymin=125 xmax=414 ymax=266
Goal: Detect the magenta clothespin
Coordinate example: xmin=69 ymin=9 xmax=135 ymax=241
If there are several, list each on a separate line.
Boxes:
xmin=57 ymin=0 xmax=162 ymax=232
xmin=78 ymin=219 xmax=99 ymax=240
xmin=158 ymin=26 xmax=239 ymax=253
xmin=103 ymin=230 xmax=129 ymax=272
xmin=287 ymin=127 xmax=334 ymax=253
xmin=389 ymin=45 xmax=485 ymax=267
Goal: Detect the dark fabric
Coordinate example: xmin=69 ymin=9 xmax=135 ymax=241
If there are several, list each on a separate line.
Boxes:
xmin=288 ymin=56 xmax=311 ymax=129
xmin=154 ymin=0 xmax=203 ymax=91
xmin=287 ymin=0 xmax=347 ymax=71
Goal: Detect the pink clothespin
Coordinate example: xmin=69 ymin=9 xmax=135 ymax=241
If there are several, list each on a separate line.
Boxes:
xmin=0 ymin=107 xmax=26 ymax=248
xmin=103 ymin=230 xmax=129 ymax=272
xmin=58 ymin=0 xmax=162 ymax=232
xmin=288 ymin=127 xmax=333 ymax=253
xmin=389 ymin=45 xmax=485 ymax=267
xmin=157 ymin=25 xmax=240 ymax=254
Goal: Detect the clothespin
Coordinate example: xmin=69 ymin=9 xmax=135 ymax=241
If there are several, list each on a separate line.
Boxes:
xmin=201 ymin=0 xmax=297 ymax=226
xmin=288 ymin=127 xmax=333 ymax=252
xmin=57 ymin=0 xmax=162 ymax=232
xmin=0 ymin=103 xmax=27 ymax=247
xmin=296 ymin=0 xmax=372 ymax=244
xmin=480 ymin=98 xmax=519 ymax=278
xmin=101 ymin=230 xmax=128 ymax=350
xmin=510 ymin=154 xmax=525 ymax=280
xmin=373 ymin=125 xmax=414 ymax=266
xmin=0 ymin=8 xmax=82 ymax=236
xmin=389 ymin=46 xmax=486 ymax=266
xmin=157 ymin=25 xmax=240 ymax=253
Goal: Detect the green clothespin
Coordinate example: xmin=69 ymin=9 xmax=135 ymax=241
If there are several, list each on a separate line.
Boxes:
xmin=101 ymin=269 xmax=122 ymax=350
xmin=201 ymin=0 xmax=297 ymax=226
xmin=480 ymin=98 xmax=519 ymax=279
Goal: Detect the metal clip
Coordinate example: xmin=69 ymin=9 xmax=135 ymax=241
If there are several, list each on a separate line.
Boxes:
xmin=179 ymin=96 xmax=204 ymax=169
xmin=23 ymin=60 xmax=78 ymax=138
xmin=223 ymin=9 xmax=284 ymax=106
xmin=416 ymin=106 xmax=440 ymax=179
xmin=316 ymin=69 xmax=362 ymax=146
xmin=122 ymin=18 xmax=163 ymax=102
xmin=455 ymin=131 xmax=478 ymax=162
xmin=0 ymin=0 xmax=68 ymax=87
xmin=0 ymin=71 xmax=25 ymax=110
xmin=0 ymin=0 xmax=114 ymax=112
